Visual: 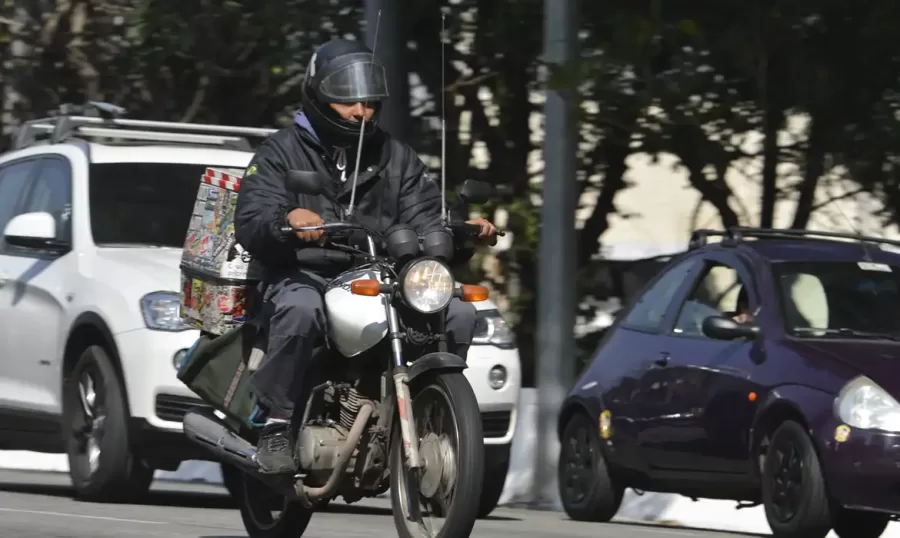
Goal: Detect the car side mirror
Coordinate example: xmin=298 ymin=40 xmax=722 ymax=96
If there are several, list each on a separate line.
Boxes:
xmin=702 ymin=315 xmax=759 ymax=341
xmin=3 ymin=211 xmax=64 ymax=250
xmin=458 ymin=179 xmax=493 ymax=206
xmin=285 ymin=170 xmax=336 ymax=201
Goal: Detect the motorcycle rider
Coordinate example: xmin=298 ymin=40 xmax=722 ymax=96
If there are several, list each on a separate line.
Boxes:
xmin=234 ymin=38 xmax=499 ymax=474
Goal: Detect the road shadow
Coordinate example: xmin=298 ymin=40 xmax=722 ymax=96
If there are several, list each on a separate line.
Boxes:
xmin=0 ymin=479 xmax=236 ymax=509
xmin=0 ymin=478 xmax=519 ymax=521
xmin=605 ymin=520 xmax=768 ymax=537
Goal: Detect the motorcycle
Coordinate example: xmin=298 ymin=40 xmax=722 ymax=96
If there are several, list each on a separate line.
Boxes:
xmin=181 ymin=170 xmax=502 ymax=538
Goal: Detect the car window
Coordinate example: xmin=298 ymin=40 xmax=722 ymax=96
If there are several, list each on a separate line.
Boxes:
xmin=0 ymin=159 xmax=39 ymax=250
xmin=621 ymin=258 xmax=699 ymax=332
xmin=674 ymin=263 xmax=748 ymax=336
xmin=22 ymin=157 xmax=73 ymax=241
xmin=773 ymin=261 xmax=900 ymax=337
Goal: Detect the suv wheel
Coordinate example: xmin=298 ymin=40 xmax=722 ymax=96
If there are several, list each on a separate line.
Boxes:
xmin=477 ymin=444 xmax=510 ymax=518
xmin=63 ymin=345 xmax=154 ymax=502
xmin=558 ymin=412 xmax=623 ymax=522
xmin=761 ymin=420 xmax=831 ymax=538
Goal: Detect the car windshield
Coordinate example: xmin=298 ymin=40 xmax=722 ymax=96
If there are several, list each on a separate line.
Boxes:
xmin=773 ymin=260 xmax=900 ymax=338
xmin=89 ymin=162 xmax=234 ymax=248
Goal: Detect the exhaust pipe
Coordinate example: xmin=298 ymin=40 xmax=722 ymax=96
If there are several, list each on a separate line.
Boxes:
xmin=183 ymin=408 xmax=258 ymax=473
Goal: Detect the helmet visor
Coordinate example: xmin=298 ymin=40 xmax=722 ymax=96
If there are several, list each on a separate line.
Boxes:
xmin=318 ymin=61 xmax=389 ymax=103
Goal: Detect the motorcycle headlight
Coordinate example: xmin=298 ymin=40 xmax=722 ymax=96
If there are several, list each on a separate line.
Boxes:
xmin=141 ymin=291 xmax=191 ymax=332
xmin=401 ymin=259 xmax=454 ymax=314
xmin=473 ymin=309 xmax=516 ymax=348
xmin=835 ymin=375 xmax=900 ymax=432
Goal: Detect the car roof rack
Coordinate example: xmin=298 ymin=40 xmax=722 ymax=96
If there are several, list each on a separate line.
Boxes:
xmin=689 ymin=226 xmax=900 ymax=251
xmin=12 ymin=101 xmax=278 ymax=152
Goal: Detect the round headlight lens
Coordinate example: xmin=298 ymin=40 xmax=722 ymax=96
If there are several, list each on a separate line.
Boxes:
xmin=401 ymin=259 xmax=455 ymax=313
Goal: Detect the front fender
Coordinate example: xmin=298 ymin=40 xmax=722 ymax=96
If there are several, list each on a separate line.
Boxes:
xmin=407 ymin=352 xmax=468 ymax=383
xmin=750 ymin=384 xmax=837 ymax=455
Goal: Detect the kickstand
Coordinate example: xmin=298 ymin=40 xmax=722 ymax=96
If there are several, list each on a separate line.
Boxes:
xmin=735 ymin=501 xmax=760 ymax=510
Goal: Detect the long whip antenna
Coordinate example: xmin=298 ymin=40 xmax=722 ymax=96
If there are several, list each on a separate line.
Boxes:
xmin=440 ymin=11 xmax=448 ymax=225
xmin=347 ymin=9 xmax=382 ymax=217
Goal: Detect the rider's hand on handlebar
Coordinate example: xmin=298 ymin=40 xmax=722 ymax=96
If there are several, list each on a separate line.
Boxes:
xmin=287 ymin=208 xmax=326 ymax=244
xmin=466 ymin=217 xmax=498 ymax=247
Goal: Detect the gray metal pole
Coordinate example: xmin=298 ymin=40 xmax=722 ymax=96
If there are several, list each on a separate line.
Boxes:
xmin=533 ymin=0 xmax=580 ymax=509
xmin=365 ymin=0 xmax=411 ymax=144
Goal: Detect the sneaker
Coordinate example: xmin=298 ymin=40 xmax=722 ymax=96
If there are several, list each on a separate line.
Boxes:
xmin=255 ymin=422 xmax=296 ymax=475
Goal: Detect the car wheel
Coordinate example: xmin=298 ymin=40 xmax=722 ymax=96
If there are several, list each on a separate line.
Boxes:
xmin=63 ymin=345 xmax=154 ymax=502
xmin=477 ymin=444 xmax=510 ymax=518
xmin=558 ymin=412 xmax=623 ymax=522
xmin=761 ymin=420 xmax=831 ymax=538
xmin=832 ymin=507 xmax=890 ymax=538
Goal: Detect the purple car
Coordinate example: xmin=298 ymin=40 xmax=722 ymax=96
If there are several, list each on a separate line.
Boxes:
xmin=557 ymin=227 xmax=900 ymax=538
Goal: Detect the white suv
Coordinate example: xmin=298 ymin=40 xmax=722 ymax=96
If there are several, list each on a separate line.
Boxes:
xmin=0 ymin=106 xmax=520 ymax=515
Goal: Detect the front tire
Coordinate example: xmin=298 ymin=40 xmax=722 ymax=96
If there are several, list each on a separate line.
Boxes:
xmin=761 ymin=420 xmax=831 ymax=538
xmin=236 ymin=473 xmax=314 ymax=538
xmin=558 ymin=412 xmax=623 ymax=522
xmin=390 ymin=372 xmax=484 ymax=538
xmin=62 ymin=345 xmax=153 ymax=502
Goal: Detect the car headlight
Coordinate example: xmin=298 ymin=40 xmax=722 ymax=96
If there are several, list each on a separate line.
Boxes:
xmin=835 ymin=375 xmax=900 ymax=432
xmin=141 ymin=291 xmax=191 ymax=332
xmin=401 ymin=259 xmax=454 ymax=314
xmin=473 ymin=309 xmax=516 ymax=348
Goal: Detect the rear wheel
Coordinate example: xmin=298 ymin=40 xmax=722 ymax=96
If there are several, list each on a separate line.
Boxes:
xmin=390 ymin=372 xmax=484 ymax=538
xmin=558 ymin=412 xmax=623 ymax=522
xmin=761 ymin=420 xmax=831 ymax=538
xmin=63 ymin=345 xmax=154 ymax=503
xmin=236 ymin=473 xmax=314 ymax=538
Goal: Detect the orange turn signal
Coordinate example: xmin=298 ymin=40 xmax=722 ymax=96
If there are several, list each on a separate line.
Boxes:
xmin=460 ymin=284 xmax=489 ymax=302
xmin=350 ymin=279 xmax=382 ymax=297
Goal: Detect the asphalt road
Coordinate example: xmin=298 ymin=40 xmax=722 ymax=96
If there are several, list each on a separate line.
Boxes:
xmin=0 ymin=470 xmax=766 ymax=538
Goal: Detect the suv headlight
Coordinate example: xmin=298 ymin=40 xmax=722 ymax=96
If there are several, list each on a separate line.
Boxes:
xmin=835 ymin=375 xmax=900 ymax=432
xmin=401 ymin=259 xmax=454 ymax=314
xmin=141 ymin=291 xmax=191 ymax=332
xmin=473 ymin=309 xmax=516 ymax=349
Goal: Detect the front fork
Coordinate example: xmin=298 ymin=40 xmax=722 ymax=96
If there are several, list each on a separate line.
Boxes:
xmin=384 ymin=279 xmax=423 ymax=469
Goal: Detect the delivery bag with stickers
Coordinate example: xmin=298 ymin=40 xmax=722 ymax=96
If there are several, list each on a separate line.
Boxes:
xmin=176 ymin=167 xmax=264 ymax=427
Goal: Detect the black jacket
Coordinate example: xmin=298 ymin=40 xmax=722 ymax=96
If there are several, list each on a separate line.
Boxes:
xmin=234 ymin=113 xmax=445 ymax=278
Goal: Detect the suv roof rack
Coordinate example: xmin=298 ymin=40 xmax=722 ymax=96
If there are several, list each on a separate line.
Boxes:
xmin=12 ymin=101 xmax=278 ymax=152
xmin=689 ymin=226 xmax=900 ymax=251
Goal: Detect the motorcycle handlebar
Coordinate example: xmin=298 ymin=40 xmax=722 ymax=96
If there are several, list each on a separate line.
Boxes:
xmin=280 ymin=220 xmax=506 ymax=238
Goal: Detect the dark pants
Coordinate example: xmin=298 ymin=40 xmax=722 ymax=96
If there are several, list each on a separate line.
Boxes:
xmin=250 ymin=270 xmax=478 ymax=415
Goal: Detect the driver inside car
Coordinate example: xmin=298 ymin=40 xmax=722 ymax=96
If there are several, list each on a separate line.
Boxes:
xmin=730 ymin=287 xmax=755 ymax=324
xmin=233 ymin=38 xmax=499 ymax=475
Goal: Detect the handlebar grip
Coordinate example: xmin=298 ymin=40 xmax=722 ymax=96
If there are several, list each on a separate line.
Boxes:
xmin=450 ymin=221 xmax=507 ymax=238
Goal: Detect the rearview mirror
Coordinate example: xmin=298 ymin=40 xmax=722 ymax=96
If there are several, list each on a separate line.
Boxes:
xmin=702 ymin=315 xmax=759 ymax=341
xmin=458 ymin=179 xmax=493 ymax=205
xmin=4 ymin=212 xmax=64 ymax=250
xmin=285 ymin=170 xmax=335 ymax=199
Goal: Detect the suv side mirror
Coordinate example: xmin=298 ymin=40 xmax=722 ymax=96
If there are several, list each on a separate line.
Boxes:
xmin=702 ymin=315 xmax=759 ymax=341
xmin=4 ymin=212 xmax=64 ymax=250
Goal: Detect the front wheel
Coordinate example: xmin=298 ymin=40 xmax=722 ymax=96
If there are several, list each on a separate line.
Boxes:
xmin=390 ymin=372 xmax=484 ymax=538
xmin=62 ymin=345 xmax=154 ymax=502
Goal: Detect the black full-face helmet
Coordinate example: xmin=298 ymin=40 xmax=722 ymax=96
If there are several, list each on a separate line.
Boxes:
xmin=301 ymin=39 xmax=389 ymax=148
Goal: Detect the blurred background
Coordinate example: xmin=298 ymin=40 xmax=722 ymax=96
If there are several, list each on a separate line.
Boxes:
xmin=4 ymin=0 xmax=900 ymax=401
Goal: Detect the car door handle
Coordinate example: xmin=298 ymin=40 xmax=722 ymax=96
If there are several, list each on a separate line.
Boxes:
xmin=654 ymin=353 xmax=670 ymax=367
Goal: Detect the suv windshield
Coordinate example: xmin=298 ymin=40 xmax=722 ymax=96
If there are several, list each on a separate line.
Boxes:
xmin=90 ymin=162 xmax=236 ymax=248
xmin=774 ymin=260 xmax=900 ymax=338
